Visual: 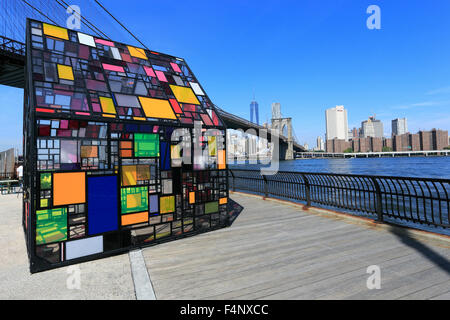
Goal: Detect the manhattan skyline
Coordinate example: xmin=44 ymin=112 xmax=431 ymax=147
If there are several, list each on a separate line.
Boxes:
xmin=1 ymin=0 xmax=450 ymax=151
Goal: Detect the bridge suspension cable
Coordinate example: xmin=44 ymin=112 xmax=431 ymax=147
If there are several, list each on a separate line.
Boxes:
xmin=94 ymin=0 xmax=150 ymax=51
xmin=53 ymin=0 xmax=112 ymax=40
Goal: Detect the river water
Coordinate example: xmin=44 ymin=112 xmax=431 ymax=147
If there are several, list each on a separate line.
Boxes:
xmin=230 ymin=156 xmax=450 ymax=179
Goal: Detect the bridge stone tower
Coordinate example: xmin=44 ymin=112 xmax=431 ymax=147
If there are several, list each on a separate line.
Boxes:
xmin=271 ymin=103 xmax=294 ymax=160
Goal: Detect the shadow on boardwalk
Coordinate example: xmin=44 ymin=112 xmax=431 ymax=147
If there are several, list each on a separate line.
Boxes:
xmin=388 ymin=226 xmax=450 ymax=275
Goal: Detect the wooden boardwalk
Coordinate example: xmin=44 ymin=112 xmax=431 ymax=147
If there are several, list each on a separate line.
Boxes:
xmin=142 ymin=193 xmax=450 ymax=300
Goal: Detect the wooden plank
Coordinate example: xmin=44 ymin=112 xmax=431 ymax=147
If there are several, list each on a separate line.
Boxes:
xmin=142 ymin=194 xmax=450 ymax=300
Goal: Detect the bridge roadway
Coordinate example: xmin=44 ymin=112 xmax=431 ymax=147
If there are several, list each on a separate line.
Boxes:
xmin=2 ymin=193 xmax=449 ymax=299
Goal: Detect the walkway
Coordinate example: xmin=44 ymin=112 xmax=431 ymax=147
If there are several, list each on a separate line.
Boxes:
xmin=142 ymin=193 xmax=450 ymax=300
xmin=0 ymin=193 xmax=449 ymax=299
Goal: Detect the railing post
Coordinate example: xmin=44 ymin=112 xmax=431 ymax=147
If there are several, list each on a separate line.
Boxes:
xmin=229 ymin=169 xmax=236 ymax=192
xmin=262 ymin=174 xmax=268 ymax=199
xmin=371 ymin=177 xmax=384 ymax=222
xmin=301 ymin=174 xmax=311 ymax=207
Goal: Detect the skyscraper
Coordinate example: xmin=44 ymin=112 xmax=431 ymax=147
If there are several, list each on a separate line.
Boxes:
xmin=272 ymin=103 xmax=281 ymax=119
xmin=316 ymin=136 xmax=324 ymax=151
xmin=325 ymin=106 xmax=349 ymax=141
xmin=392 ymin=118 xmax=408 ymax=136
xmin=361 ymin=116 xmax=384 ymax=138
xmin=250 ymin=100 xmax=259 ymax=125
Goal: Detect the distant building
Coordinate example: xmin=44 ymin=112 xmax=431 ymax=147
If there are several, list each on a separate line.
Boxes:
xmin=392 ymin=118 xmax=408 ymax=136
xmin=432 ymin=129 xmax=449 ymax=150
xmin=250 ymin=100 xmax=259 ymax=125
xmin=316 ymin=136 xmax=324 ymax=151
xmin=361 ymin=116 xmax=383 ymax=138
xmin=272 ymin=103 xmax=281 ymax=119
xmin=419 ymin=130 xmax=433 ymax=151
xmin=325 ymin=106 xmax=349 ymax=141
xmin=304 ymin=143 xmax=309 ymax=151
xmin=327 ymin=138 xmax=352 ymax=153
xmin=349 ymin=127 xmax=360 ymax=139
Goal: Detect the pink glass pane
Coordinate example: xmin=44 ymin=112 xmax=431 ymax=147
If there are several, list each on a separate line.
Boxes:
xmin=92 ymin=103 xmax=101 ymax=112
xmin=103 ymin=63 xmax=125 ymax=73
xmin=201 ymin=114 xmax=213 ymax=126
xmin=143 ymin=66 xmax=156 ymax=77
xmin=60 ymin=120 xmax=69 ymax=129
xmin=95 ymin=39 xmax=115 ymax=47
xmin=170 ymin=63 xmax=182 ymax=73
xmin=155 ymin=70 xmax=167 ymax=82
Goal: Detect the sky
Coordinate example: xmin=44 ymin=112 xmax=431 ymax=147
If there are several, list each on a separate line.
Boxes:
xmin=1 ymin=0 xmax=450 ymax=151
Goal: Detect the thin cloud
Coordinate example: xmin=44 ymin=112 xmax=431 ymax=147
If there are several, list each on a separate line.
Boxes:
xmin=426 ymin=86 xmax=450 ymax=95
xmin=392 ymin=100 xmax=450 ymax=110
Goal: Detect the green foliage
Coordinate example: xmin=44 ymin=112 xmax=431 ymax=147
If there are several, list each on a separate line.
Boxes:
xmin=382 ymin=146 xmax=393 ymax=152
xmin=343 ymin=148 xmax=354 ymax=153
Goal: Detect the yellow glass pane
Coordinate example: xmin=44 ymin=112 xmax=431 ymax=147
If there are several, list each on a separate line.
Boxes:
xmin=122 ymin=166 xmax=137 ymax=186
xmin=40 ymin=199 xmax=48 ymax=207
xmin=138 ymin=97 xmax=177 ymax=120
xmin=127 ymin=46 xmax=147 ymax=60
xmin=208 ymin=136 xmax=217 ymax=156
xmin=99 ymin=97 xmax=116 ymax=115
xmin=171 ymin=145 xmax=181 ymax=159
xmin=57 ymin=65 xmax=74 ymax=80
xmin=169 ymin=85 xmax=200 ymax=105
xmin=127 ymin=194 xmax=141 ymax=208
xmin=43 ymin=23 xmax=69 ymax=40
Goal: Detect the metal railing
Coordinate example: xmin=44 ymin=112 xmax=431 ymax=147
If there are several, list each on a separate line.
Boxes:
xmin=229 ymin=169 xmax=450 ymax=229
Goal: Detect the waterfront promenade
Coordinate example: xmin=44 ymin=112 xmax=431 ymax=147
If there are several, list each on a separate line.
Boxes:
xmin=1 ymin=193 xmax=449 ymax=299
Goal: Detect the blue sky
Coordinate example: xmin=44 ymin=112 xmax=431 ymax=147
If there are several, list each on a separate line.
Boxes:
xmin=1 ymin=0 xmax=450 ymax=151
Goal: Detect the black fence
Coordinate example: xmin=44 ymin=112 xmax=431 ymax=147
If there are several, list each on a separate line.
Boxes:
xmin=229 ymin=169 xmax=450 ymax=230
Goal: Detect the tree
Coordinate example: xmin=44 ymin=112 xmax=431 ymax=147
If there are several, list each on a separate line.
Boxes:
xmin=343 ymin=148 xmax=354 ymax=153
xmin=382 ymin=146 xmax=393 ymax=152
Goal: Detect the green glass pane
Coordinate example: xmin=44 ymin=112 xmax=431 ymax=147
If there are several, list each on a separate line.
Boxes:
xmin=36 ymin=208 xmax=67 ymax=245
xmin=121 ymin=186 xmax=148 ymax=214
xmin=134 ymin=133 xmax=159 ymax=157
xmin=205 ymin=201 xmax=219 ymax=214
xmin=40 ymin=173 xmax=52 ymax=190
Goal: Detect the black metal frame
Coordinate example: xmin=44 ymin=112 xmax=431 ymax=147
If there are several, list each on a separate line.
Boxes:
xmin=229 ymin=169 xmax=450 ymax=230
xmin=23 ymin=19 xmax=233 ymax=273
xmin=0 ymin=35 xmax=26 ymax=58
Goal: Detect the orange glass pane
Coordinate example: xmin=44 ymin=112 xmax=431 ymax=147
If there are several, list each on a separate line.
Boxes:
xmin=53 ymin=172 xmax=86 ymax=206
xmin=218 ymin=150 xmax=226 ymax=170
xmin=80 ymin=145 xmax=98 ymax=158
xmin=121 ymin=211 xmax=148 ymax=226
xmin=120 ymin=149 xmax=133 ymax=157
xmin=120 ymin=141 xmax=133 ymax=149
